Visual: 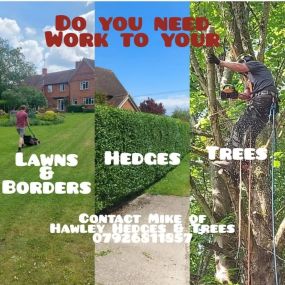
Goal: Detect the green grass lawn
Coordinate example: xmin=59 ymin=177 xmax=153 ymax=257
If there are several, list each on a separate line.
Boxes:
xmin=146 ymin=154 xmax=189 ymax=196
xmin=0 ymin=113 xmax=94 ymax=285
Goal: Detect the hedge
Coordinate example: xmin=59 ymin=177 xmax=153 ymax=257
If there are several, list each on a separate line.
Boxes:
xmin=95 ymin=106 xmax=189 ymax=212
xmin=67 ymin=105 xmax=83 ymax=112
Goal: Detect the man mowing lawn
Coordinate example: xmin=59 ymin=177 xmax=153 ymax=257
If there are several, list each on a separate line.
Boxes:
xmin=16 ymin=105 xmax=29 ymax=152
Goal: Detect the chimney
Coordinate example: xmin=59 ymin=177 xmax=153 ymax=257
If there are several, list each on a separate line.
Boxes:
xmin=75 ymin=61 xmax=81 ymax=69
xmin=42 ymin=68 xmax=47 ymax=76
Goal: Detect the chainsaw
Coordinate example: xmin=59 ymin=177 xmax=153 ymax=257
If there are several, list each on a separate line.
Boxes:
xmin=220 ymin=84 xmax=239 ymax=100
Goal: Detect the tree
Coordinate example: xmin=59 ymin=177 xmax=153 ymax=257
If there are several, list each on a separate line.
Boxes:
xmin=172 ymin=108 xmax=190 ymax=122
xmin=139 ymin=97 xmax=166 ymax=115
xmin=0 ymin=38 xmax=35 ymax=97
xmin=190 ymin=2 xmax=285 ymax=284
xmin=95 ymin=92 xmax=107 ymax=105
xmin=2 ymin=86 xmax=47 ymax=110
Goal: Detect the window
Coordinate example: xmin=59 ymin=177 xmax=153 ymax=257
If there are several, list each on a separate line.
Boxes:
xmin=72 ymin=98 xmax=78 ymax=105
xmin=47 ymin=85 xmax=52 ymax=93
xmin=80 ymin=81 xmax=89 ymax=90
xmin=60 ymin=83 xmax=65 ymax=92
xmin=83 ymin=97 xmax=94 ymax=105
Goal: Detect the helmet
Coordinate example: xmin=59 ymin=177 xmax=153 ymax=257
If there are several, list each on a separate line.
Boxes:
xmin=237 ymin=54 xmax=254 ymax=63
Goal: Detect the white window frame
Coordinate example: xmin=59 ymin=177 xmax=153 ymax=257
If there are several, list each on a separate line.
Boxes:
xmin=72 ymin=98 xmax=78 ymax=105
xmin=83 ymin=97 xmax=94 ymax=105
xmin=57 ymin=99 xmax=64 ymax=111
xmin=80 ymin=81 xmax=89 ymax=90
xmin=47 ymin=85 xmax=52 ymax=93
xmin=60 ymin=83 xmax=65 ymax=92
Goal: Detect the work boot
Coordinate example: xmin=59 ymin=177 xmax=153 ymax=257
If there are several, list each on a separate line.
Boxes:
xmin=17 ymin=147 xmax=22 ymax=152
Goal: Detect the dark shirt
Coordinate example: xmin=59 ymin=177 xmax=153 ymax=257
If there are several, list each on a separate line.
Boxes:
xmin=16 ymin=110 xmax=28 ymax=128
xmin=245 ymin=61 xmax=278 ymax=94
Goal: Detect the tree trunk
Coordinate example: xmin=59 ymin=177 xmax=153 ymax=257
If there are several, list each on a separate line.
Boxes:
xmin=191 ymin=3 xmax=285 ymax=283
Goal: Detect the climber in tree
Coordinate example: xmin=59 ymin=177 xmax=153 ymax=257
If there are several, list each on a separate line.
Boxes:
xmin=208 ymin=53 xmax=278 ymax=149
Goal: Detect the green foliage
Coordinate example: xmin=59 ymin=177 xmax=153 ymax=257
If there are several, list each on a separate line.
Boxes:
xmin=37 ymin=110 xmax=57 ymax=121
xmin=171 ymin=107 xmax=190 ymax=122
xmin=146 ymin=154 xmax=190 ymax=196
xmin=67 ymin=105 xmax=94 ymax=113
xmin=190 ymin=2 xmax=285 ymax=283
xmin=95 ymin=106 xmax=189 ymax=211
xmin=95 ymin=92 xmax=107 ymax=105
xmin=1 ymin=86 xmax=46 ymax=111
xmin=0 ymin=114 xmax=94 ymax=284
xmin=82 ymin=107 xmax=94 ymax=113
xmin=0 ymin=38 xmax=35 ymax=97
xmin=0 ymin=110 xmax=8 ymax=119
xmin=0 ymin=111 xmax=64 ymax=127
xmin=35 ymin=111 xmax=65 ymax=124
xmin=67 ymin=105 xmax=84 ymax=113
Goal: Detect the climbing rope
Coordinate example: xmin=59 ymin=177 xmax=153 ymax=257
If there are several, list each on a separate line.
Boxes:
xmin=236 ymin=160 xmax=242 ymax=260
xmin=270 ymin=100 xmax=279 ymax=285
xmin=247 ymin=133 xmax=252 ymax=285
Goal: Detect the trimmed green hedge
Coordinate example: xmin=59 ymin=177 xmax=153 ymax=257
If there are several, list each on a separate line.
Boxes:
xmin=95 ymin=106 xmax=189 ymax=211
xmin=67 ymin=105 xmax=83 ymax=112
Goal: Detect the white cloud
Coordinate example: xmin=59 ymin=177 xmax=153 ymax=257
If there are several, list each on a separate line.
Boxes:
xmin=46 ymin=64 xmax=71 ymax=73
xmin=25 ymin=27 xmax=37 ymax=36
xmin=0 ymin=17 xmax=44 ymax=71
xmin=18 ymin=40 xmax=44 ymax=69
xmin=86 ymin=1 xmax=94 ymax=7
xmin=0 ymin=8 xmax=94 ymax=73
xmin=160 ymin=95 xmax=189 ymax=114
xmin=160 ymin=96 xmax=189 ymax=109
xmin=0 ymin=17 xmax=21 ymax=46
xmin=43 ymin=10 xmax=94 ymax=69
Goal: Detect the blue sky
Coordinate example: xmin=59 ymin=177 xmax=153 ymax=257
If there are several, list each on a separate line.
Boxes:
xmin=95 ymin=2 xmax=189 ymax=114
xmin=0 ymin=1 xmax=189 ymax=114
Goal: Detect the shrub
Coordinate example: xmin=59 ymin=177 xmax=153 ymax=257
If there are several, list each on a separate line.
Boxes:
xmin=0 ymin=110 xmax=8 ymax=119
xmin=67 ymin=105 xmax=83 ymax=113
xmin=36 ymin=110 xmax=57 ymax=121
xmin=0 ymin=111 xmax=64 ymax=127
xmin=95 ymin=106 xmax=189 ymax=211
xmin=83 ymin=107 xmax=94 ymax=113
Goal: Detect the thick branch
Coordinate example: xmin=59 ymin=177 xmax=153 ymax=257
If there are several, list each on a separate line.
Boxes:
xmin=191 ymin=129 xmax=213 ymax=138
xmin=190 ymin=175 xmax=216 ymax=224
xmin=224 ymin=2 xmax=244 ymax=56
xmin=190 ymin=146 xmax=208 ymax=159
xmin=276 ymin=217 xmax=285 ymax=252
xmin=202 ymin=242 xmax=233 ymax=256
xmin=257 ymin=2 xmax=271 ymax=62
xmin=191 ymin=49 xmax=208 ymax=95
xmin=231 ymin=2 xmax=255 ymax=56
xmin=276 ymin=205 xmax=285 ymax=218
xmin=206 ymin=27 xmax=223 ymax=146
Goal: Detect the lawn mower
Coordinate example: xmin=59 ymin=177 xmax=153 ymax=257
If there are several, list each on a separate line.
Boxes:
xmin=24 ymin=126 xmax=40 ymax=146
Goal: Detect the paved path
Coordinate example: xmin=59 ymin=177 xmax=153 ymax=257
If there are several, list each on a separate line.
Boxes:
xmin=95 ymin=194 xmax=189 ymax=285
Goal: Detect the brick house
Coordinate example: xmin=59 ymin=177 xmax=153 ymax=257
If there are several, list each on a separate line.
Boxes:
xmin=25 ymin=58 xmax=139 ymax=112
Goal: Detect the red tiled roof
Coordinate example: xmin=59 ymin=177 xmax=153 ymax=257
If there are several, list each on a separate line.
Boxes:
xmin=25 ymin=70 xmax=74 ymax=86
xmin=95 ymin=67 xmax=128 ymax=98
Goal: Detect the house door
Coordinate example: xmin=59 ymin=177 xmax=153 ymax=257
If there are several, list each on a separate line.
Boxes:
xmin=57 ymin=99 xmax=64 ymax=111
